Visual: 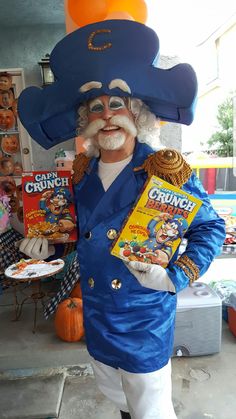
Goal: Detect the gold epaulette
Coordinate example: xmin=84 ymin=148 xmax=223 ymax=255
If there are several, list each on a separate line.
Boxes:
xmin=174 ymin=254 xmax=200 ymax=283
xmin=134 ymin=148 xmax=192 ymax=187
xmin=72 ymin=153 xmax=91 ymax=185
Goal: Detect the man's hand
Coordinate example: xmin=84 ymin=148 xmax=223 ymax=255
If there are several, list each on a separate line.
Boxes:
xmin=19 ymin=238 xmax=55 ymax=260
xmin=125 ymin=260 xmax=176 ymax=292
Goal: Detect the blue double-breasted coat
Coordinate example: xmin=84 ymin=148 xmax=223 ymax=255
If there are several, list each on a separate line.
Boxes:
xmin=73 ymin=142 xmax=225 ymax=373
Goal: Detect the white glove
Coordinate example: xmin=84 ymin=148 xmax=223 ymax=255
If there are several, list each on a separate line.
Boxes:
xmin=126 ymin=261 xmax=176 ymax=293
xmin=19 ymin=238 xmax=55 ymax=260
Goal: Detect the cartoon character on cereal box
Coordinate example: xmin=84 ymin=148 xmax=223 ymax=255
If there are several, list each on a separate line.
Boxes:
xmin=40 ymin=186 xmax=75 ymax=233
xmin=142 ymin=213 xmax=189 ymax=265
xmin=119 ymin=213 xmax=189 ymax=267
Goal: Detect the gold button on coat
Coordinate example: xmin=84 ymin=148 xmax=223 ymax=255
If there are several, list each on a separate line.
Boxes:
xmin=111 ymin=279 xmax=122 ymax=290
xmin=107 ymin=229 xmax=118 ymax=240
xmin=88 ymin=277 xmax=95 ymax=288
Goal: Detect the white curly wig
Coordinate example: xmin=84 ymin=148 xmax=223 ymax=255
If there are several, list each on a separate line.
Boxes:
xmin=76 ymin=98 xmax=163 ymax=157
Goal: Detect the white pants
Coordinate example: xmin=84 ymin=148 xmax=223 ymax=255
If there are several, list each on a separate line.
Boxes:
xmin=90 ymin=358 xmax=177 ymax=419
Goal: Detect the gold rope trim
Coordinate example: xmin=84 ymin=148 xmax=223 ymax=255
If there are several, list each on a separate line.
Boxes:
xmin=62 ymin=242 xmax=76 ymax=258
xmin=134 ymin=149 xmax=192 ymax=187
xmin=180 ymin=255 xmax=200 ymax=278
xmin=72 ymin=153 xmax=91 ymax=185
xmin=175 ymin=260 xmax=195 ymax=282
xmin=175 ymin=254 xmax=200 ymax=283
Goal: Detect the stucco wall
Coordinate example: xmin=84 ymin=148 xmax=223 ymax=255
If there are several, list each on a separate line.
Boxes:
xmin=0 ymin=24 xmax=65 ymax=86
xmin=0 ymin=24 xmax=75 ymax=170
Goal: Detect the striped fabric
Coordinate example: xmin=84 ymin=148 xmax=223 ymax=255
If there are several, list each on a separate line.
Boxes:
xmin=0 ymin=228 xmax=24 ymax=283
xmin=43 ymin=254 xmax=80 ymax=319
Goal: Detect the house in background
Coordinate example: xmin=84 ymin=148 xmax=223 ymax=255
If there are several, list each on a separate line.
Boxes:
xmin=181 ymin=11 xmax=236 ymax=194
xmin=182 ymin=11 xmax=236 ymax=153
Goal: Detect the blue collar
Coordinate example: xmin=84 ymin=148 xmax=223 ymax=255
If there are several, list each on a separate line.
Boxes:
xmin=75 ymin=141 xmax=155 ymax=233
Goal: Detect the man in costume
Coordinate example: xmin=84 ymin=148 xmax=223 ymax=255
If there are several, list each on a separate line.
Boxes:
xmin=18 ymin=20 xmax=225 ymax=419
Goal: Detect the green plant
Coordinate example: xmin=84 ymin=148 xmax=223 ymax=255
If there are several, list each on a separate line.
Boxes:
xmin=207 ymin=94 xmax=234 ymax=157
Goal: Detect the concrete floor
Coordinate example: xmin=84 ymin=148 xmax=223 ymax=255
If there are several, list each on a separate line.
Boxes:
xmin=0 ymin=280 xmax=235 ymax=419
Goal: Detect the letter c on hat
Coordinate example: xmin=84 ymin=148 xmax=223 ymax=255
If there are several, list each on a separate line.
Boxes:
xmin=88 ymin=29 xmax=112 ymax=51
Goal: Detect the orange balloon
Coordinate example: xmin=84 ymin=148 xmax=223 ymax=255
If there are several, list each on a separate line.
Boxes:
xmin=105 ymin=11 xmax=134 ymax=20
xmin=68 ymin=0 xmax=109 ymax=27
xmin=107 ymin=0 xmax=147 ymax=23
xmin=64 ymin=0 xmax=80 ymax=33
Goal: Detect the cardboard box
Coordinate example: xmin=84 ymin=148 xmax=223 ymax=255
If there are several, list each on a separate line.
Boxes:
xmin=111 ymin=175 xmax=202 ymax=267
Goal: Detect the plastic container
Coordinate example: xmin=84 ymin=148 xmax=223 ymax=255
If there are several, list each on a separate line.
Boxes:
xmin=209 ymin=280 xmax=236 ymax=307
xmin=228 ymin=307 xmax=236 ymax=337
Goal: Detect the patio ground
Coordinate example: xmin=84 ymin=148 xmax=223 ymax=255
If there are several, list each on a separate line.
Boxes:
xmin=0 ymin=279 xmax=235 ymax=419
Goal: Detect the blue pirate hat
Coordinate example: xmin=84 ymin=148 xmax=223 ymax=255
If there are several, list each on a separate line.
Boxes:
xmin=53 ymin=187 xmax=73 ymax=203
xmin=170 ymin=215 xmax=189 ymax=238
xmin=18 ymin=19 xmax=198 ymax=150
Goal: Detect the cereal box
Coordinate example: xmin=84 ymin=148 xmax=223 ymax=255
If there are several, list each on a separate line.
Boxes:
xmin=209 ymin=194 xmax=236 ymax=246
xmin=111 ymin=175 xmax=202 ymax=267
xmin=22 ymin=170 xmax=77 ymax=243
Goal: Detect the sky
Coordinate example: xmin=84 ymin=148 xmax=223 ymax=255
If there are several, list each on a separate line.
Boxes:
xmin=145 ymin=0 xmax=236 ymax=61
xmin=145 ymin=1 xmax=236 ymax=153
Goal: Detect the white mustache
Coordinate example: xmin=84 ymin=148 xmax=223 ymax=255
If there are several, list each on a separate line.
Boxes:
xmin=110 ymin=115 xmax=137 ymax=137
xmin=82 ymin=119 xmax=106 ymax=139
xmin=82 ymin=115 xmax=137 ymax=139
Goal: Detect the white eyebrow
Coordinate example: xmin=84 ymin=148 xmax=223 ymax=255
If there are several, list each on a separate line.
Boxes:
xmin=79 ymin=81 xmax=102 ymax=93
xmin=108 ymin=79 xmax=131 ymax=94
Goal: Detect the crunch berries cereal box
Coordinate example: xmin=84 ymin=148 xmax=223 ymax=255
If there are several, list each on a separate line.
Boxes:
xmin=111 ymin=175 xmax=202 ymax=267
xmin=22 ymin=170 xmax=77 ymax=243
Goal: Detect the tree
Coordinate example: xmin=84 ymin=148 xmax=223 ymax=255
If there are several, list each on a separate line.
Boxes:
xmin=207 ymin=95 xmax=234 ymax=157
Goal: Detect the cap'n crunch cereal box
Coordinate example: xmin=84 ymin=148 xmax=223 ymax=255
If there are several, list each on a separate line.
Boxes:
xmin=111 ymin=175 xmax=202 ymax=267
xmin=22 ymin=170 xmax=77 ymax=243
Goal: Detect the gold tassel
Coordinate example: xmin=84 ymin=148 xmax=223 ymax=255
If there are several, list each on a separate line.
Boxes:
xmin=72 ymin=153 xmax=91 ymax=185
xmin=134 ymin=149 xmax=192 ymax=187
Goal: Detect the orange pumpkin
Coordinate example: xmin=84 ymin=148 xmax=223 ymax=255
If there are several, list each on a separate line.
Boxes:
xmin=0 ymin=73 xmax=12 ymax=91
xmin=70 ymin=281 xmax=82 ymax=299
xmin=1 ymin=135 xmax=20 ymax=155
xmin=0 ymin=89 xmax=14 ymax=108
xmin=0 ymin=157 xmax=15 ymax=176
xmin=0 ymin=109 xmax=16 ymax=130
xmin=55 ymin=297 xmax=84 ymax=342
